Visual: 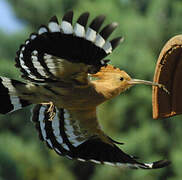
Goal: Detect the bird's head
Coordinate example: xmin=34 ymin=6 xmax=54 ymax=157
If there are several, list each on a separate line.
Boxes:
xmin=91 ymin=65 xmax=168 ymax=95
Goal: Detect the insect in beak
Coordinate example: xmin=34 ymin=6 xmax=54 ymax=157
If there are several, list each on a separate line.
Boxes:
xmin=128 ymin=79 xmax=170 ymax=94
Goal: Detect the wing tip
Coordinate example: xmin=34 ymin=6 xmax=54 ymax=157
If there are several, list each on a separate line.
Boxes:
xmin=89 ymin=14 xmax=106 ymax=31
xmin=110 ymin=36 xmax=124 ymax=49
xmin=62 ymin=10 xmax=74 ymax=23
xmin=150 ymin=159 xmax=171 ymax=169
xmin=49 ymin=16 xmax=59 ymax=23
xmin=77 ymin=12 xmax=90 ymax=26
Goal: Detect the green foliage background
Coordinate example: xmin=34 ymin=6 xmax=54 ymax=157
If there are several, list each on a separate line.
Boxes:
xmin=0 ymin=0 xmax=182 ymax=179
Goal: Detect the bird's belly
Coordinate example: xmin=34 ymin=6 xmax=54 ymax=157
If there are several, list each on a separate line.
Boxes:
xmin=52 ymin=94 xmax=102 ymax=110
xmin=47 ymin=86 xmax=105 ymax=110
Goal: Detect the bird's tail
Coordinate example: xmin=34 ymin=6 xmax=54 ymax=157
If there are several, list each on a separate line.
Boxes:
xmin=0 ymin=76 xmax=31 ymax=114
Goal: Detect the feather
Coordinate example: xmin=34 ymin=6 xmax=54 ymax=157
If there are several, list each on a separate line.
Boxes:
xmin=0 ymin=77 xmax=30 ymax=114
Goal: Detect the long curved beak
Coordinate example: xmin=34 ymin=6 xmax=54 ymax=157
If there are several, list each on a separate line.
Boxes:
xmin=128 ymin=79 xmax=169 ymax=94
xmin=129 ymin=79 xmax=160 ymax=86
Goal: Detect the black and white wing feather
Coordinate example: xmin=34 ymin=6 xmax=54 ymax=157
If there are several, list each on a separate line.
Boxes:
xmin=32 ymin=104 xmax=170 ymax=169
xmin=15 ymin=11 xmax=123 ymax=84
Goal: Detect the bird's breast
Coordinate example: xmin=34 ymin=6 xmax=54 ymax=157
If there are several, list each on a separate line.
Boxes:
xmin=44 ymin=84 xmax=106 ymax=110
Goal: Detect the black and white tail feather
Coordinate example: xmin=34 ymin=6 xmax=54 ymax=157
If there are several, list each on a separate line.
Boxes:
xmin=31 ymin=104 xmax=170 ymax=169
xmin=0 ymin=77 xmax=31 ymax=114
xmin=15 ymin=11 xmax=123 ymax=83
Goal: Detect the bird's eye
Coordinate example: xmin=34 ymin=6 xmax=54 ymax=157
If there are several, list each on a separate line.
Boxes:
xmin=120 ymin=77 xmax=124 ymax=81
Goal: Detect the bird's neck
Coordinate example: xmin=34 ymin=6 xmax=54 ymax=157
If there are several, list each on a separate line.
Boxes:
xmin=91 ymin=80 xmax=121 ymax=100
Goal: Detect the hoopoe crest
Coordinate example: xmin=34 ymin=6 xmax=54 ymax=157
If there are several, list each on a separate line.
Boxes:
xmin=0 ymin=11 xmax=170 ymax=169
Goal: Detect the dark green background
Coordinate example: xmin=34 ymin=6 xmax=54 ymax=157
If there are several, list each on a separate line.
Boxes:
xmin=0 ymin=0 xmax=182 ymax=179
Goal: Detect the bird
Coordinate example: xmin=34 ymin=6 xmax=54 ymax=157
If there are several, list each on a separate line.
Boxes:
xmin=0 ymin=11 xmax=170 ymax=169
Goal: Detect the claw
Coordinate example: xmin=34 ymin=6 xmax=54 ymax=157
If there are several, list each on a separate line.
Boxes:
xmin=41 ymin=102 xmax=55 ymax=121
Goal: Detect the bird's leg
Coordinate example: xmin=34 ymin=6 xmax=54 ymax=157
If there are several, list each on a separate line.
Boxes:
xmin=41 ymin=102 xmax=56 ymax=121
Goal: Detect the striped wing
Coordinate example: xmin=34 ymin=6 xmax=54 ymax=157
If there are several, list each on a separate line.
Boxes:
xmin=31 ymin=104 xmax=170 ymax=169
xmin=31 ymin=104 xmax=94 ymax=157
xmin=16 ymin=11 xmax=123 ymax=84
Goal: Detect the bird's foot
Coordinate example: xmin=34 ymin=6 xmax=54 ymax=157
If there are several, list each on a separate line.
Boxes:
xmin=41 ymin=102 xmax=56 ymax=121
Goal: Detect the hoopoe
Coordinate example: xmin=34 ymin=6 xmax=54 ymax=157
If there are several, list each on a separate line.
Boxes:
xmin=0 ymin=11 xmax=170 ymax=169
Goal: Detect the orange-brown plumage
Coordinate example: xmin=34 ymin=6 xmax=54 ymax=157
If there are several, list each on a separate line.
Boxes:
xmin=91 ymin=65 xmax=133 ymax=99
